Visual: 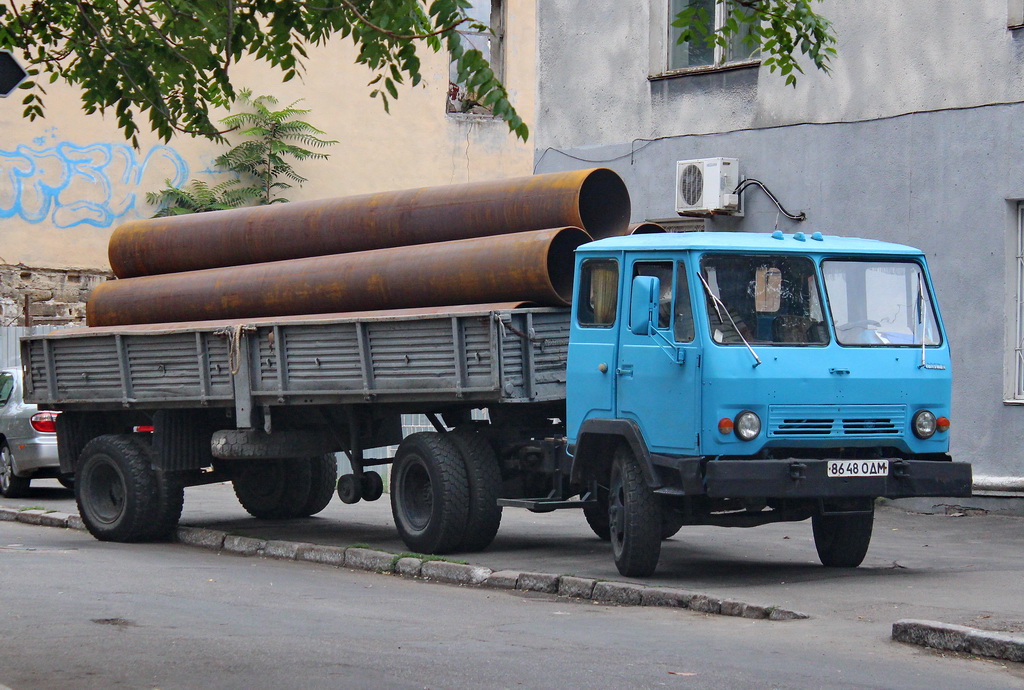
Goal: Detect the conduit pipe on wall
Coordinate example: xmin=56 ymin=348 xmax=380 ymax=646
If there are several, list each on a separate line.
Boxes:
xmin=109 ymin=168 xmax=630 ymax=278
xmin=88 ymin=228 xmax=591 ymax=327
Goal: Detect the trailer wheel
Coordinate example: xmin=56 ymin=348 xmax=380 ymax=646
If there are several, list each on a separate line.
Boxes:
xmin=449 ymin=429 xmax=503 ymax=552
xmin=360 ymin=470 xmax=384 ymax=502
xmin=608 ymin=444 xmax=661 ymax=577
xmin=390 ymin=432 xmax=469 ymax=554
xmin=812 ymin=507 xmax=874 ymax=568
xmin=583 ymin=485 xmax=611 ymax=541
xmin=233 ymin=459 xmax=313 ymax=519
xmin=298 ymin=454 xmax=337 ymax=517
xmin=76 ymin=434 xmax=183 ymax=542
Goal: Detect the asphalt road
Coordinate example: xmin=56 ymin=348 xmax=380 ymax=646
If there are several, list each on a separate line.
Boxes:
xmin=3 ymin=480 xmax=1024 ymax=688
xmin=2 ymin=519 xmax=1022 ymax=690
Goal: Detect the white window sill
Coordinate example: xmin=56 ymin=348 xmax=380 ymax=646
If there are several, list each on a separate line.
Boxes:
xmin=1002 ymin=399 xmax=1024 ymax=405
xmin=649 ymin=59 xmax=760 ymax=82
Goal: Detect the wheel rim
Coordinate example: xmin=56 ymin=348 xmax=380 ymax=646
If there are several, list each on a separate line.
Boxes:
xmin=608 ymin=464 xmax=626 ymax=557
xmin=83 ymin=456 xmax=127 ymax=525
xmin=0 ymin=447 xmax=12 ymax=492
xmin=399 ymin=456 xmax=432 ymax=531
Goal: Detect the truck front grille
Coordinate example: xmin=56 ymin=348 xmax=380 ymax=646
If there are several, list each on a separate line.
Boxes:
xmin=768 ymin=405 xmax=905 ymax=438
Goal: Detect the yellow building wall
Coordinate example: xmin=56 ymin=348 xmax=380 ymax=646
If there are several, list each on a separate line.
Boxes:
xmin=0 ymin=4 xmax=535 ymax=273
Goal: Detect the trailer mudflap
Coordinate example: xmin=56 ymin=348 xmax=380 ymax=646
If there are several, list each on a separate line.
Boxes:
xmin=704 ymin=458 xmax=972 ymax=499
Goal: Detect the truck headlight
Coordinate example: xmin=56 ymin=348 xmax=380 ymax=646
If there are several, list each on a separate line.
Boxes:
xmin=912 ymin=410 xmax=937 ymax=439
xmin=734 ymin=410 xmax=761 ymax=441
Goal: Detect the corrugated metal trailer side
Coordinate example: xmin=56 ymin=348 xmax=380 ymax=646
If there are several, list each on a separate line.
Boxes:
xmin=20 ymin=307 xmax=570 ymax=414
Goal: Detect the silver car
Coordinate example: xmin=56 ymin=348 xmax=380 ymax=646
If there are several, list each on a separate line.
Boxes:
xmin=0 ymin=367 xmax=64 ymax=497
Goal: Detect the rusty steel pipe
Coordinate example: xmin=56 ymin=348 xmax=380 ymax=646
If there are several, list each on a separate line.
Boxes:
xmin=109 ymin=168 xmax=629 ymax=278
xmin=88 ymin=228 xmax=590 ymax=327
xmin=628 ymin=222 xmax=667 ymax=235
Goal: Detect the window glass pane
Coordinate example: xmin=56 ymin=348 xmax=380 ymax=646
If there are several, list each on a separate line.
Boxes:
xmin=668 ymin=0 xmax=715 ymax=69
xmin=578 ymin=259 xmax=619 ymax=327
xmin=448 ymin=0 xmax=498 ymax=113
xmin=674 ymin=262 xmax=695 ymax=343
xmin=700 ymin=254 xmax=828 ymax=346
xmin=0 ymin=373 xmax=12 ymax=405
xmin=633 ymin=261 xmax=673 ymax=329
xmin=724 ymin=4 xmax=760 ymax=62
xmin=822 ymin=261 xmax=940 ymax=347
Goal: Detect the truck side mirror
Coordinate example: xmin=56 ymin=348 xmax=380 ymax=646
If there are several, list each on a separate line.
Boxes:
xmin=629 ymin=275 xmax=659 ymax=335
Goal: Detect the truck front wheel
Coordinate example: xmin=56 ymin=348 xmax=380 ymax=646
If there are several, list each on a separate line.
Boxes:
xmin=76 ymin=434 xmax=184 ymax=542
xmin=812 ymin=506 xmax=874 ymax=568
xmin=390 ymin=432 xmax=469 ymax=554
xmin=608 ymin=444 xmax=661 ymax=577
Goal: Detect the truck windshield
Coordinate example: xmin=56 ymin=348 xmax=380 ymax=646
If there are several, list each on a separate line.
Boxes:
xmin=700 ymin=254 xmax=828 ymax=346
xmin=822 ymin=260 xmax=940 ymax=346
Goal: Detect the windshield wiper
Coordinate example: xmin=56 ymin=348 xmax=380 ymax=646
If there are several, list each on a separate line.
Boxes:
xmin=917 ymin=272 xmax=945 ymax=370
xmin=698 ymin=272 xmax=762 ymax=367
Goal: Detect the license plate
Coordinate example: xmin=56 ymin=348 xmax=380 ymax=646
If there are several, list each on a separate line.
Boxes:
xmin=827 ymin=459 xmax=889 ymax=478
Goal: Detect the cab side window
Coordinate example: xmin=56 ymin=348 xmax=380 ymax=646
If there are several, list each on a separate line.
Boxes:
xmin=674 ymin=263 xmax=695 ymax=343
xmin=633 ymin=261 xmax=673 ymax=329
xmin=0 ymin=373 xmax=13 ymax=406
xmin=577 ymin=259 xmax=619 ymax=327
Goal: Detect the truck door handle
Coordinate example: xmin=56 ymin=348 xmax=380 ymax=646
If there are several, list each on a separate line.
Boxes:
xmin=616 ymin=364 xmax=634 ymax=377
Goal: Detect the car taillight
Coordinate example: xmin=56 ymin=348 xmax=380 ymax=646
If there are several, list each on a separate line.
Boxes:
xmin=30 ymin=411 xmax=60 ymax=433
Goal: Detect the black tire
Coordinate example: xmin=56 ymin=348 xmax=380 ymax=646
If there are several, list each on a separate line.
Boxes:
xmin=57 ymin=474 xmax=75 ymax=490
xmin=661 ymin=504 xmax=685 ymax=540
xmin=76 ymin=434 xmax=183 ymax=542
xmin=448 ymin=429 xmax=502 ymax=552
xmin=390 ymin=432 xmax=469 ymax=554
xmin=337 ymin=474 xmax=361 ymax=504
xmin=360 ymin=470 xmax=384 ymax=502
xmin=0 ymin=443 xmax=32 ymax=498
xmin=608 ymin=444 xmax=662 ymax=577
xmin=298 ymin=454 xmax=337 ymax=517
xmin=812 ymin=508 xmax=874 ymax=568
xmin=233 ymin=459 xmax=313 ymax=519
xmin=583 ymin=484 xmax=610 ymax=541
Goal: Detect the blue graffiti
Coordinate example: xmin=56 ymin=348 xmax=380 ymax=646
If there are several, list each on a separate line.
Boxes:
xmin=0 ymin=138 xmax=188 ymax=229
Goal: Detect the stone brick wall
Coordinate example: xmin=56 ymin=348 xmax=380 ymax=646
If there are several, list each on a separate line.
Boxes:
xmin=0 ymin=265 xmax=109 ymax=327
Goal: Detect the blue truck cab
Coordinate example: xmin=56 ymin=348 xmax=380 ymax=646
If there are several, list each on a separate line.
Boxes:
xmin=566 ymin=231 xmax=972 ymax=576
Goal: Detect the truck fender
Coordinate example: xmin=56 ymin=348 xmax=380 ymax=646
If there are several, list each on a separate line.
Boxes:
xmin=571 ymin=418 xmax=662 ymax=489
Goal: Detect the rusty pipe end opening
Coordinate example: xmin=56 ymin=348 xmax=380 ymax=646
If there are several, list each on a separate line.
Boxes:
xmin=547 ymin=227 xmax=593 ymax=304
xmin=628 ymin=222 xmax=667 ymax=235
xmin=578 ymin=169 xmax=631 ymax=240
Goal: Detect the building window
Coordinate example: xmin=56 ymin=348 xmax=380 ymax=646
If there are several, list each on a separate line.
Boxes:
xmin=667 ymin=0 xmax=759 ymax=71
xmin=447 ymin=0 xmax=504 ymax=115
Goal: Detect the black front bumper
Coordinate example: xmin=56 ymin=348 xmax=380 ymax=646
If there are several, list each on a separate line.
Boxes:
xmin=691 ymin=458 xmax=972 ymax=499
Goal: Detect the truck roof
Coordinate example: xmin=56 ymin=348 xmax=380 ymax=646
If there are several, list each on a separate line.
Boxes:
xmin=578 ymin=231 xmax=925 ymax=257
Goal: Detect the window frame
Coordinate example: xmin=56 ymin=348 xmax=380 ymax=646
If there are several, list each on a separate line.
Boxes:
xmin=446 ymin=0 xmax=504 ymax=117
xmin=1014 ymin=203 xmax=1024 ymax=400
xmin=657 ymin=0 xmax=761 ymax=78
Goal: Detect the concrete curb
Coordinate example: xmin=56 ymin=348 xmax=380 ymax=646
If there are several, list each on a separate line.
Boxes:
xmin=0 ymin=506 xmax=807 ymax=622
xmin=892 ymin=619 xmax=1024 ymax=663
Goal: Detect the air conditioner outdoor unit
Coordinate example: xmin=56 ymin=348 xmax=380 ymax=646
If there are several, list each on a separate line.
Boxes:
xmin=675 ymin=157 xmax=742 ymax=217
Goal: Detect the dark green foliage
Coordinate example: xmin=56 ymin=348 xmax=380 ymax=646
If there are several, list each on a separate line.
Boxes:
xmin=146 ymin=89 xmax=336 ymax=214
xmin=673 ymin=0 xmax=836 ymax=85
xmin=0 ymin=0 xmax=528 ymax=145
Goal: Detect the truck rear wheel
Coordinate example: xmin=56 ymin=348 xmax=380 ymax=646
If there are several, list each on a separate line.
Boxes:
xmin=608 ymin=444 xmax=661 ymax=577
xmin=812 ymin=507 xmax=874 ymax=568
xmin=448 ymin=429 xmax=502 ymax=552
xmin=233 ymin=458 xmax=313 ymax=519
xmin=390 ymin=432 xmax=469 ymax=554
xmin=299 ymin=454 xmax=337 ymax=517
xmin=76 ymin=434 xmax=184 ymax=542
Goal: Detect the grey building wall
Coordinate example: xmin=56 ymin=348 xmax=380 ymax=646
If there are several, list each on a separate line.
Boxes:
xmin=535 ymin=2 xmax=1024 ymax=483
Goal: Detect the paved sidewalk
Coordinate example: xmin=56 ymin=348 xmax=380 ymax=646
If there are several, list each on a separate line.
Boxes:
xmin=4 ymin=479 xmax=1024 ymax=659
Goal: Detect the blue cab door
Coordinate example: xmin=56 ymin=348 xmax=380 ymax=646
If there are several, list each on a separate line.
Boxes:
xmin=615 ymin=258 xmax=701 ymax=455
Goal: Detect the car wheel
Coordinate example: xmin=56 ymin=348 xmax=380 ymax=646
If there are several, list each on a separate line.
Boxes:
xmin=0 ymin=443 xmax=32 ymax=499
